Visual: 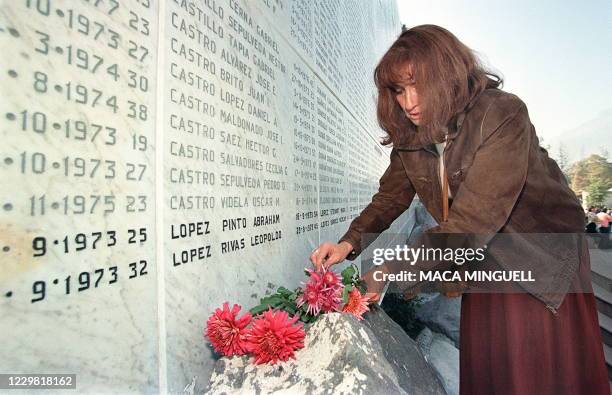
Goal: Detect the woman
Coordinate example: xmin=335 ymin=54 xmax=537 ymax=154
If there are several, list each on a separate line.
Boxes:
xmin=310 ymin=25 xmax=609 ymax=394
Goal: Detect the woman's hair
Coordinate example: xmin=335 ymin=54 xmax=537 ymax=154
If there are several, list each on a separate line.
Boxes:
xmin=374 ymin=24 xmax=502 ymax=146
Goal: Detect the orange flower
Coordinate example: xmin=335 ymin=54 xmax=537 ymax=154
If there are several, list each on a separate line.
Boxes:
xmin=342 ymin=288 xmax=371 ymax=320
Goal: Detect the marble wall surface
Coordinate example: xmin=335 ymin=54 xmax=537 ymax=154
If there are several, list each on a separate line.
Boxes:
xmin=0 ymin=0 xmax=406 ymax=392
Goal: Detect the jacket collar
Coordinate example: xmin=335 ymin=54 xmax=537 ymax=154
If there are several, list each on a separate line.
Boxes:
xmin=394 ymin=89 xmax=487 ymax=151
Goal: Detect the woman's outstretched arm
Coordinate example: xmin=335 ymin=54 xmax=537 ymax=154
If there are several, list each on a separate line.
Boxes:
xmin=338 ymin=147 xmax=417 ymax=260
xmin=310 ymin=147 xmax=416 ymax=270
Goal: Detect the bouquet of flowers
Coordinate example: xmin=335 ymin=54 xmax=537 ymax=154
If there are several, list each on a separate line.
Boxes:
xmin=204 ymin=264 xmax=374 ymax=365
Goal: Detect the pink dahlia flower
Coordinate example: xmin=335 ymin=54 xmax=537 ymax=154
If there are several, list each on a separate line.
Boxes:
xmin=296 ymin=267 xmax=344 ymax=315
xmin=322 ymin=269 xmax=341 ymax=286
xmin=319 ymin=286 xmax=343 ymax=313
xmin=342 ymin=288 xmax=371 ymax=320
xmin=246 ymin=308 xmax=305 ymax=364
xmin=205 ymin=302 xmax=252 ymax=356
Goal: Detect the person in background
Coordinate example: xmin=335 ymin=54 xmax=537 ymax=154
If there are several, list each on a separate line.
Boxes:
xmin=586 ymin=206 xmax=599 ymax=233
xmin=598 ymin=208 xmax=611 ymax=233
xmin=596 ymin=207 xmax=611 ymax=248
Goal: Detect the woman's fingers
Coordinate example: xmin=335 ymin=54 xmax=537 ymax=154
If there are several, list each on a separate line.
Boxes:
xmin=310 ymin=243 xmax=344 ymax=270
xmin=310 ymin=243 xmax=329 ymax=269
xmin=323 ymin=251 xmax=343 ymax=269
xmin=309 ymin=248 xmax=320 ymax=268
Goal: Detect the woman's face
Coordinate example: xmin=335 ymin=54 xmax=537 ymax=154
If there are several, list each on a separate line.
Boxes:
xmin=393 ymin=63 xmax=421 ymax=125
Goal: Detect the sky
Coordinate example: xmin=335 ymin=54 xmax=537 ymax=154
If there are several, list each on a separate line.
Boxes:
xmin=396 ymin=0 xmax=612 ymax=145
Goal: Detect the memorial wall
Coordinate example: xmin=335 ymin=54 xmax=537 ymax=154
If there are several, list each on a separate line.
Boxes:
xmin=0 ymin=0 xmax=406 ymax=392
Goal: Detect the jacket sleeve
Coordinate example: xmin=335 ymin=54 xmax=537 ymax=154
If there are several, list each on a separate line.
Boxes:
xmin=338 ymin=147 xmax=416 ymax=260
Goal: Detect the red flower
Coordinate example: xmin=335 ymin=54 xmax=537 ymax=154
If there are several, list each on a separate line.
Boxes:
xmin=246 ymin=308 xmax=305 ymax=364
xmin=296 ymin=267 xmax=344 ymax=315
xmin=342 ymin=288 xmax=371 ymax=320
xmin=205 ymin=302 xmax=252 ymax=356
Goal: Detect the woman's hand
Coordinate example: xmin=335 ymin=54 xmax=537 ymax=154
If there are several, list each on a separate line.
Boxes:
xmin=309 ymin=241 xmax=354 ymax=271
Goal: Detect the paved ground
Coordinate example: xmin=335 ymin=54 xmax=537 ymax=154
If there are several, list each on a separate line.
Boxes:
xmin=589 ymin=241 xmax=612 ymax=281
xmin=587 ymin=237 xmax=612 ymax=390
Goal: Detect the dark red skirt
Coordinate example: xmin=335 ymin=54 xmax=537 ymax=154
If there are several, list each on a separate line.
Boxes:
xmin=460 ymin=247 xmax=609 ymax=394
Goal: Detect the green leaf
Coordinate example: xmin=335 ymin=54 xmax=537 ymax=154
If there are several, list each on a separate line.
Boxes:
xmin=341 ymin=265 xmax=356 ymax=277
xmin=249 ymin=304 xmax=269 ymax=316
xmin=249 ymin=293 xmax=286 ymax=316
xmin=303 ymin=313 xmax=316 ymax=323
xmin=342 ymin=285 xmax=353 ymax=303
xmin=283 ymin=305 xmax=297 ymax=315
xmin=279 ymin=299 xmax=298 ymax=313
xmin=341 ymin=266 xmax=356 ymax=285
xmin=262 ymin=295 xmax=283 ymax=306
xmin=298 ymin=305 xmax=313 ymax=321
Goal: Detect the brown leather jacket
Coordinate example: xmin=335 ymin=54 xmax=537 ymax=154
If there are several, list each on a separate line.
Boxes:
xmin=338 ymin=88 xmax=587 ymax=313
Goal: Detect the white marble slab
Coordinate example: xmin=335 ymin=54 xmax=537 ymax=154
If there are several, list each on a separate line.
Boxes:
xmin=0 ymin=0 xmax=402 ymax=393
xmin=0 ymin=0 xmax=159 ymax=393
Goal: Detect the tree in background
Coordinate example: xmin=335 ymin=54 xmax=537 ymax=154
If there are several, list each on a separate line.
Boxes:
xmin=556 ymin=143 xmax=570 ymax=182
xmin=568 ymin=154 xmax=612 ymax=205
xmin=569 ymin=160 xmax=590 ymax=192
xmin=587 ymin=177 xmax=609 ymax=206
